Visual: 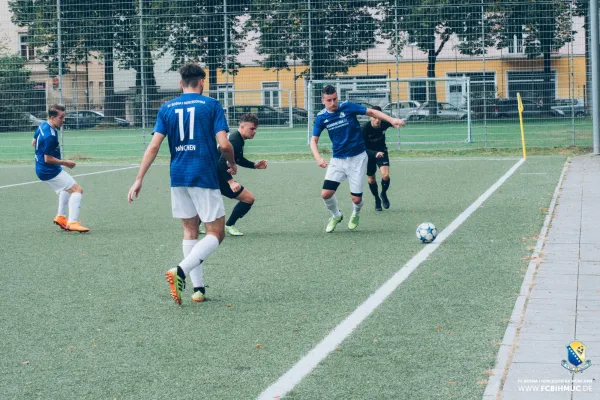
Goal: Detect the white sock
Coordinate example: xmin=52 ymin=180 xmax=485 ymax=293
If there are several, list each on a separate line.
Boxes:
xmin=67 ymin=192 xmax=82 ymax=223
xmin=183 ymin=240 xmax=205 ymax=288
xmin=57 ymin=191 xmax=70 ymax=216
xmin=324 ymin=196 xmax=341 ymax=218
xmin=179 ymin=234 xmax=219 ymax=277
xmin=352 ymin=199 xmax=364 ymax=216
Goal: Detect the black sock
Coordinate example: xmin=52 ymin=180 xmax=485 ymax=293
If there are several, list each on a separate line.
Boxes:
xmin=226 ymin=201 xmax=253 ymax=227
xmin=193 ymin=287 xmax=205 ymax=294
xmin=381 ymin=178 xmax=390 ymax=194
xmin=368 ymin=182 xmax=380 ymax=200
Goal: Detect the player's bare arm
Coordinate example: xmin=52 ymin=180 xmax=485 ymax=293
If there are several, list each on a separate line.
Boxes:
xmin=228 ymin=179 xmax=242 ymax=193
xmin=254 ymin=160 xmax=268 ymax=169
xmin=366 ymin=108 xmax=405 ymax=128
xmin=44 ymin=154 xmax=76 ymax=169
xmin=310 ymin=136 xmax=327 ymax=168
xmin=128 ymin=132 xmax=165 ymax=202
xmin=216 ymin=130 xmax=237 ymax=175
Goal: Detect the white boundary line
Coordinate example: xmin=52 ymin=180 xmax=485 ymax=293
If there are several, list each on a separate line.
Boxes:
xmin=258 ymin=158 xmax=527 ymax=400
xmin=482 ymin=158 xmax=570 ymax=399
xmin=0 ymin=166 xmax=139 ymax=190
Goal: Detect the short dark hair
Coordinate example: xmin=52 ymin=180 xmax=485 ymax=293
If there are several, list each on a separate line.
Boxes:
xmin=321 ymin=85 xmax=337 ymax=96
xmin=371 ymin=105 xmax=382 ymax=112
xmin=48 ymin=104 xmax=66 ymax=117
xmin=178 ymin=63 xmax=206 ymax=88
xmin=239 ymin=113 xmax=259 ymax=126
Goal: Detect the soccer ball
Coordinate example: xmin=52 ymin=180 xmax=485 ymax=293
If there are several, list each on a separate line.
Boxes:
xmin=416 ymin=222 xmax=437 ymax=243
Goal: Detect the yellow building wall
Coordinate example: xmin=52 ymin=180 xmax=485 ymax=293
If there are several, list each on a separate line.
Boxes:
xmin=215 ymin=56 xmax=586 ymax=108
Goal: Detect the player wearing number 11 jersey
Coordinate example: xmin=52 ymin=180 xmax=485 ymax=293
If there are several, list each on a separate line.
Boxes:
xmin=127 ymin=63 xmax=237 ymax=305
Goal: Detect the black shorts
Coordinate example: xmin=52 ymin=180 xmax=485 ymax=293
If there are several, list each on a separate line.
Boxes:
xmin=219 ymin=180 xmax=244 ymax=199
xmin=366 ymin=152 xmax=390 ymax=176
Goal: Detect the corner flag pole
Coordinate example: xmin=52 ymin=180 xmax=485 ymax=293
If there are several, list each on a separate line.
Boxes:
xmin=517 ymin=93 xmax=527 ymax=160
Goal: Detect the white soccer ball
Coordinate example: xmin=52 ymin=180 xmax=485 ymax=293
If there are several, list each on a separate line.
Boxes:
xmin=416 ymin=222 xmax=437 ymax=243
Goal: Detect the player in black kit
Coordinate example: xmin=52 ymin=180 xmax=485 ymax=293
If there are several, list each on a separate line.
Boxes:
xmin=361 ymin=105 xmax=403 ymax=211
xmin=217 ymin=113 xmax=267 ymax=236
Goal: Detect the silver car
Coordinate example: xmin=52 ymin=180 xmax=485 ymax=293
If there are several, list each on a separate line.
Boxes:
xmin=407 ymin=101 xmax=471 ymax=121
xmin=382 ymin=101 xmax=422 ymax=119
xmin=551 ymin=99 xmax=586 ymax=117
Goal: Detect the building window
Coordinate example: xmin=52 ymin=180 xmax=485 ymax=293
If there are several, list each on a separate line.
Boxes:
xmin=410 ymin=81 xmax=427 ymax=103
xmin=447 ymin=72 xmax=496 ymax=106
xmin=507 ymin=71 xmax=556 ymax=100
xmin=20 ymin=35 xmax=35 ymax=60
xmin=216 ymin=83 xmax=234 ymax=106
xmin=262 ymin=82 xmax=280 ymax=108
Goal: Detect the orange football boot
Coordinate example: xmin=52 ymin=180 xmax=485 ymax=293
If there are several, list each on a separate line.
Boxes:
xmin=66 ymin=221 xmax=90 ymax=233
xmin=53 ymin=215 xmax=68 ymax=230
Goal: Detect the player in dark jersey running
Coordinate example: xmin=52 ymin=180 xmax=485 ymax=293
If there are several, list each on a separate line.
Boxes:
xmin=361 ymin=105 xmax=399 ymax=211
xmin=216 ymin=113 xmax=267 ymax=236
xmin=127 ymin=63 xmax=237 ymax=305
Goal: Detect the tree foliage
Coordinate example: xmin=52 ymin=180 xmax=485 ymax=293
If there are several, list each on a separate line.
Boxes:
xmin=0 ymin=54 xmax=33 ymax=131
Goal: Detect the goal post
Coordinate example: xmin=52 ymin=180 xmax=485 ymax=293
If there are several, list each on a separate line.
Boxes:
xmin=306 ymin=77 xmax=473 ymax=149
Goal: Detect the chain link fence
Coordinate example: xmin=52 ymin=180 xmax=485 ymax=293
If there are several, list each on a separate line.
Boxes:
xmin=0 ymin=0 xmax=594 ymax=160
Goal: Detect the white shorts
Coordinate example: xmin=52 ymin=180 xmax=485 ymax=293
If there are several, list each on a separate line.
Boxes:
xmin=45 ymin=170 xmax=77 ymax=194
xmin=171 ymin=187 xmax=225 ymax=222
xmin=324 ymin=151 xmax=368 ymax=194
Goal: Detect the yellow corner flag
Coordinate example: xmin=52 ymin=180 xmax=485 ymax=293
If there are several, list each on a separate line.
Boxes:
xmin=517 ymin=93 xmax=527 ymax=159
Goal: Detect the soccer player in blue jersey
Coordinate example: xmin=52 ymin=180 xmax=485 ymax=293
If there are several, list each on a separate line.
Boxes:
xmin=33 ymin=104 xmax=90 ymax=232
xmin=311 ymin=85 xmax=404 ymax=232
xmin=127 ymin=64 xmax=237 ymax=305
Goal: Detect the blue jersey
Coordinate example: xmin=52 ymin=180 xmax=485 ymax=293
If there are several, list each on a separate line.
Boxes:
xmin=34 ymin=121 xmax=62 ymax=181
xmin=154 ymin=93 xmax=229 ymax=188
xmin=313 ymin=101 xmax=367 ymax=158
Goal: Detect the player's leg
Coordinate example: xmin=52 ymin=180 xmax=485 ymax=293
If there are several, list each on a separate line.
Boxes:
xmin=379 ymin=153 xmax=391 ymax=209
xmin=225 ymin=188 xmax=254 ymax=236
xmin=46 ymin=171 xmax=89 ymax=232
xmin=54 ymin=190 xmax=71 ymax=229
xmin=184 ymin=187 xmax=226 ymax=303
xmin=322 ymin=157 xmax=345 ymax=232
xmin=367 ymin=157 xmax=382 ymax=211
xmin=347 ymin=152 xmax=368 ymax=230
xmin=166 ymin=187 xmax=198 ymax=304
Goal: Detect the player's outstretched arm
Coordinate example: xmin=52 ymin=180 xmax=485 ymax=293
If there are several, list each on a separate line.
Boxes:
xmin=310 ymin=136 xmax=327 ymax=168
xmin=366 ymin=108 xmax=405 ymax=128
xmin=254 ymin=160 xmax=268 ymax=169
xmin=216 ymin=130 xmax=237 ymax=175
xmin=128 ymin=133 xmax=164 ymax=202
xmin=44 ymin=154 xmax=75 ymax=169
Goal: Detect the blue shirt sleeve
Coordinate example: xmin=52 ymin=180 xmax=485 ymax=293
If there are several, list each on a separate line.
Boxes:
xmin=312 ymin=115 xmax=324 ymax=137
xmin=153 ymin=104 xmax=167 ymax=135
xmin=212 ymin=102 xmax=229 ymax=135
xmin=345 ymin=102 xmax=367 ymax=116
xmin=33 ymin=127 xmax=40 ymax=139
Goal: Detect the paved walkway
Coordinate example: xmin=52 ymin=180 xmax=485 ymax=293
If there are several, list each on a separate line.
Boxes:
xmin=484 ymin=154 xmax=600 ymax=399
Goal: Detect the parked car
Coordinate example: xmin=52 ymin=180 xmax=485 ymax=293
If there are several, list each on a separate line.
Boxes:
xmin=22 ymin=113 xmax=44 ymax=127
xmin=382 ymin=101 xmax=422 ymax=119
xmin=407 ymin=101 xmax=472 ymax=121
xmin=550 ymin=99 xmax=586 ymax=117
xmin=276 ymin=107 xmax=308 ymax=123
xmin=64 ymin=110 xmax=104 ymax=129
xmin=227 ymin=105 xmax=291 ymax=126
xmin=64 ymin=110 xmax=132 ymax=129
xmin=492 ymin=98 xmax=548 ymax=119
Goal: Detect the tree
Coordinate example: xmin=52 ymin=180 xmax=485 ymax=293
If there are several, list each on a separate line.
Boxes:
xmin=379 ymin=0 xmax=494 ymax=114
xmin=0 ymin=54 xmax=33 ymax=131
xmin=9 ymin=0 xmax=159 ymax=117
xmin=150 ymin=0 xmax=250 ymax=99
xmin=488 ymin=0 xmax=575 ymax=108
xmin=249 ymin=0 xmax=379 ymax=110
